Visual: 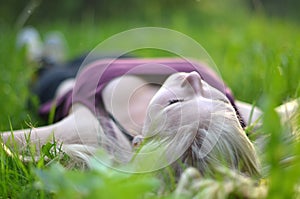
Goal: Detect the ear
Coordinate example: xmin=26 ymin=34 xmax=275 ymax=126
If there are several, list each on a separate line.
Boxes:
xmin=182 ymin=71 xmax=203 ymax=95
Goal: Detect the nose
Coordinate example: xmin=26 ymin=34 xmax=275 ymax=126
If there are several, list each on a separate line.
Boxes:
xmin=182 ymin=71 xmax=203 ymax=95
xmin=187 ymin=71 xmax=202 ymax=81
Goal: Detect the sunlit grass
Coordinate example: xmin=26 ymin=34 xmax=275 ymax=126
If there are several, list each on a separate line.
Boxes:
xmin=0 ymin=0 xmax=299 ymax=198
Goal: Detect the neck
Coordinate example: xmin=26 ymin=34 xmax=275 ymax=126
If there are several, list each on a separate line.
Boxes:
xmin=102 ymin=75 xmax=159 ymax=135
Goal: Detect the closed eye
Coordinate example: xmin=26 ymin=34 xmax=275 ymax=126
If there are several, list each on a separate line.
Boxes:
xmin=168 ymin=98 xmax=184 ymax=106
xmin=216 ymin=98 xmax=229 ymax=104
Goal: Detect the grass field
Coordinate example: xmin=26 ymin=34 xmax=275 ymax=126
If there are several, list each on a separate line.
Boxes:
xmin=0 ymin=0 xmax=300 ymax=198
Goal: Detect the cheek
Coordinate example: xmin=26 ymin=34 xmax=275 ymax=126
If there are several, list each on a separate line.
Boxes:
xmin=148 ymin=87 xmax=168 ymax=106
xmin=142 ymin=103 xmax=165 ymax=137
xmin=151 ymin=83 xmax=197 ymax=106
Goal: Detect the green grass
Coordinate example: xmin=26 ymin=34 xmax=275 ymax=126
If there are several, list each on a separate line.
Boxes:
xmin=0 ymin=0 xmax=300 ymax=198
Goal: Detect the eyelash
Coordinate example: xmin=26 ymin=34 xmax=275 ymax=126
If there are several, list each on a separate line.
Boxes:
xmin=168 ymin=98 xmax=184 ymax=105
xmin=216 ymin=98 xmax=228 ymax=104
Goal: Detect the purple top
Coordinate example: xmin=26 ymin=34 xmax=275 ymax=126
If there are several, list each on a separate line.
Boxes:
xmin=39 ymin=58 xmax=245 ymax=128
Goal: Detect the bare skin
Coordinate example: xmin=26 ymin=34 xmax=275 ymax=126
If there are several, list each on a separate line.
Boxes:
xmin=1 ymin=76 xmax=160 ymax=149
xmin=1 ymin=74 xmax=265 ymax=149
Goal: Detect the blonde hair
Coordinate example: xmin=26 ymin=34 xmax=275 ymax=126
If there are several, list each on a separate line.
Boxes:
xmin=130 ymin=101 xmax=260 ymax=177
xmin=61 ymin=99 xmax=299 ymax=177
xmin=276 ymin=98 xmax=300 ymax=138
xmin=178 ymin=108 xmax=260 ymax=177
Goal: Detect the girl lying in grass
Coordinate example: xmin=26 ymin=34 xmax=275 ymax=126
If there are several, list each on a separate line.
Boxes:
xmin=1 ymin=57 xmax=298 ymax=177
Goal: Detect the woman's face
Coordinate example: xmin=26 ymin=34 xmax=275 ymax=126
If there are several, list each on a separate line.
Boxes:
xmin=134 ymin=72 xmax=258 ymax=175
xmin=142 ymin=71 xmax=234 ymax=137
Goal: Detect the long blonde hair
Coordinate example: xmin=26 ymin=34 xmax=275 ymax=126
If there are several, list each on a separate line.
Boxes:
xmin=128 ymin=100 xmax=260 ymax=177
xmin=178 ymin=108 xmax=260 ymax=177
xmin=62 ymin=99 xmax=300 ymax=177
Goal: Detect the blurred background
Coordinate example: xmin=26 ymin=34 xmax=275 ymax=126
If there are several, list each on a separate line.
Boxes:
xmin=1 ymin=0 xmax=300 ymax=24
xmin=0 ymin=1 xmax=300 ymax=198
xmin=0 ymin=0 xmax=299 ymax=129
